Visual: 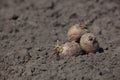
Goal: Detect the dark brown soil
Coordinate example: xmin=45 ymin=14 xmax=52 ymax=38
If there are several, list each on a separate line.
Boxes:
xmin=0 ymin=0 xmax=120 ymax=80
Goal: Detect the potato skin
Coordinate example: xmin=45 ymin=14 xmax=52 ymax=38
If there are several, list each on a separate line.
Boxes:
xmin=80 ymin=33 xmax=99 ymax=53
xmin=59 ymin=41 xmax=82 ymax=57
xmin=67 ymin=24 xmax=89 ymax=42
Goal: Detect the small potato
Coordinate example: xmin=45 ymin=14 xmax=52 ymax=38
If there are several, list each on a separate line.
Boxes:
xmin=54 ymin=41 xmax=82 ymax=57
xmin=60 ymin=41 xmax=81 ymax=57
xmin=67 ymin=23 xmax=89 ymax=42
xmin=80 ymin=33 xmax=99 ymax=53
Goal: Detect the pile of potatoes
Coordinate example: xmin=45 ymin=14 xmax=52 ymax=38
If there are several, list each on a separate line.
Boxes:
xmin=54 ymin=22 xmax=99 ymax=57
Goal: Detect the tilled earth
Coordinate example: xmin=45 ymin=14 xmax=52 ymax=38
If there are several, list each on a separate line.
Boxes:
xmin=0 ymin=0 xmax=120 ymax=80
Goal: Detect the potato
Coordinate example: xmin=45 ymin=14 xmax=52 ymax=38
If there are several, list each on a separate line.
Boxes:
xmin=67 ymin=23 xmax=89 ymax=42
xmin=54 ymin=41 xmax=82 ymax=57
xmin=80 ymin=33 xmax=99 ymax=53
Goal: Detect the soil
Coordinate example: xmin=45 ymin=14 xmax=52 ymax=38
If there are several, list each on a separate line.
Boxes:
xmin=0 ymin=0 xmax=120 ymax=80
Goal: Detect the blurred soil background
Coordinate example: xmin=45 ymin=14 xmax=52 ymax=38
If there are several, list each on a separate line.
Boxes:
xmin=0 ymin=0 xmax=120 ymax=80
